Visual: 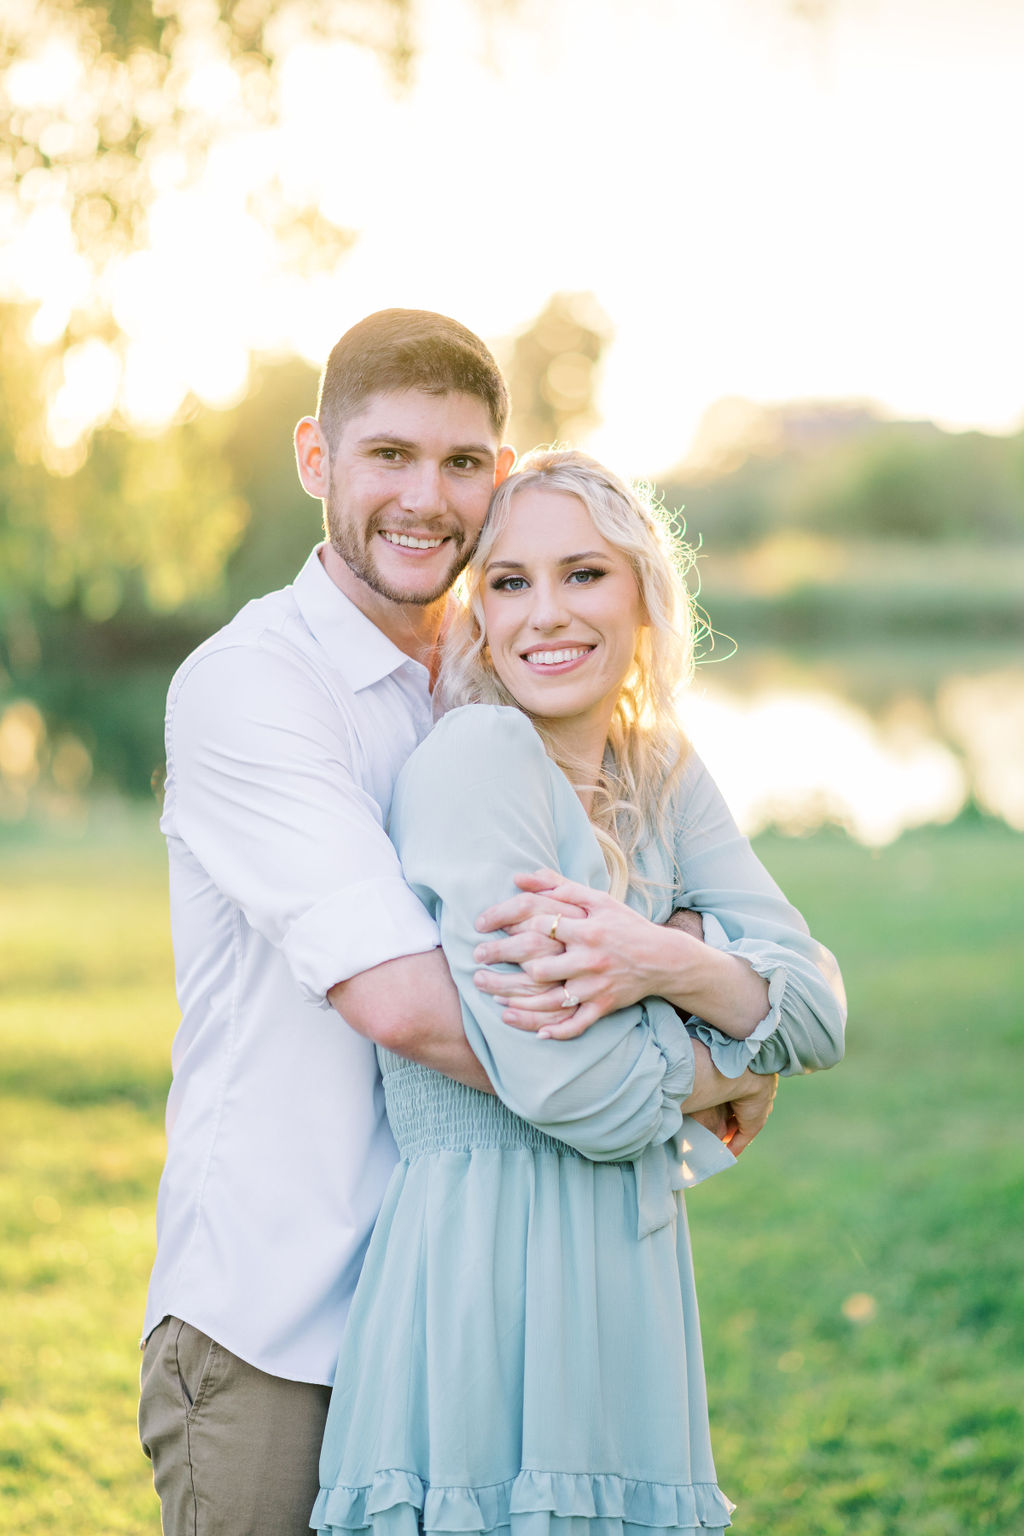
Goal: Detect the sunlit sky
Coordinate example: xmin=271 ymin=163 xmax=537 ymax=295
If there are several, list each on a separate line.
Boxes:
xmin=7 ymin=0 xmax=1024 ymax=473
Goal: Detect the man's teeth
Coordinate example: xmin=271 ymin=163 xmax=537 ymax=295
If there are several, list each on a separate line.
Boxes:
xmin=382 ymin=531 xmax=445 ymax=549
xmin=526 ymin=648 xmax=590 ymax=666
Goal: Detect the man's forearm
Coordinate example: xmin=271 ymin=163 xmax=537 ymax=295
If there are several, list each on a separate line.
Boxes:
xmin=330 ymin=909 xmax=705 ymax=1096
xmin=679 ymin=1037 xmax=747 ymax=1113
xmin=328 ymin=950 xmax=493 ymax=1093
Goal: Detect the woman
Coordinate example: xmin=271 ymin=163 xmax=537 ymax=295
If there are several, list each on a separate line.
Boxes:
xmin=313 ymin=451 xmax=845 ymax=1536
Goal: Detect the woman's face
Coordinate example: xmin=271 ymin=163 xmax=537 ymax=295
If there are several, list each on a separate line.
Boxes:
xmin=479 ymin=487 xmax=646 ymax=746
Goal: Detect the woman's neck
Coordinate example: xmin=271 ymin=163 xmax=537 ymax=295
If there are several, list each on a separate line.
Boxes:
xmin=540 ymin=717 xmax=611 ymax=816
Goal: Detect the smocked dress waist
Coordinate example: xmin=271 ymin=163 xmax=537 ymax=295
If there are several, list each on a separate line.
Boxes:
xmin=379 ymin=1049 xmax=590 ymax=1162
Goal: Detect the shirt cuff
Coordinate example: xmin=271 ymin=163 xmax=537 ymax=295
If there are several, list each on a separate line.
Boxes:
xmin=281 ymin=876 xmax=441 ymax=1007
xmin=686 ymin=913 xmax=788 ymax=1077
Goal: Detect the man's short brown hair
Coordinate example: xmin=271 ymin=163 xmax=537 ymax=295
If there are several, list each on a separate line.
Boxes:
xmin=317 ymin=309 xmax=510 ymax=447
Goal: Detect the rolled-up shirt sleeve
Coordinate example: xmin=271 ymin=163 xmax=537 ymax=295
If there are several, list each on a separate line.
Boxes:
xmin=163 ymin=640 xmax=440 ymax=1004
xmin=673 ymin=752 xmax=847 ymax=1075
xmin=390 ymin=705 xmax=698 ymax=1162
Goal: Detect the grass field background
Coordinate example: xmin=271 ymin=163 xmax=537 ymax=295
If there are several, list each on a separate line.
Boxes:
xmin=1 ymin=806 xmax=1021 ymax=1533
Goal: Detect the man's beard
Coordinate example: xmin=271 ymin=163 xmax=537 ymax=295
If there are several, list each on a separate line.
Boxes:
xmin=326 ymin=494 xmax=474 ymax=607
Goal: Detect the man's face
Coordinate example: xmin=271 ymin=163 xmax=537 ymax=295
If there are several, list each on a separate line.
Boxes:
xmin=324 ymin=390 xmax=510 ymax=607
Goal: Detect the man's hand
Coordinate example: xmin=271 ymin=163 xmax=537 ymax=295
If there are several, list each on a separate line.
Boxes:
xmin=682 ymin=1040 xmax=777 ymax=1155
xmin=690 ymin=1072 xmax=778 ymax=1155
xmin=723 ymin=1068 xmax=778 ymax=1154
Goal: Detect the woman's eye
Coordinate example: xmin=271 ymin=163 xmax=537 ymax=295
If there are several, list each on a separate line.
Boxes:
xmin=491 ymin=575 xmax=528 ymax=592
xmin=567 ymin=568 xmax=603 ymax=585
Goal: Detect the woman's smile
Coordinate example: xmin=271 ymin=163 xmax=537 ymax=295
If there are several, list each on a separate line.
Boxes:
xmin=519 ymin=644 xmax=595 ymax=671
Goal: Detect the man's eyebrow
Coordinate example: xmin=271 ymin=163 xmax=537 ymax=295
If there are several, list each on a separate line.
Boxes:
xmin=486 ymin=551 xmax=608 ymax=571
xmin=355 ymin=434 xmax=496 ymax=458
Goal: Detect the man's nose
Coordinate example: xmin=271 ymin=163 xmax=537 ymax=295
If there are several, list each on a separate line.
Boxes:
xmin=398 ymin=461 xmax=444 ymax=515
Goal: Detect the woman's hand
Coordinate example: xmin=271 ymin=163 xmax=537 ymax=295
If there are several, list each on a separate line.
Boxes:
xmin=475 ymin=867 xmax=769 ymax=1045
xmin=473 ymin=868 xmax=682 ymax=1040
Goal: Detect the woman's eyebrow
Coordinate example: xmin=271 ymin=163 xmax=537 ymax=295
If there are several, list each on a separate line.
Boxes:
xmin=487 ymin=551 xmax=607 ymax=571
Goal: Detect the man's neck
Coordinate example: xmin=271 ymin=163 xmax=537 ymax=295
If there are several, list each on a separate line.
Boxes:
xmin=319 ymin=544 xmax=446 ymax=677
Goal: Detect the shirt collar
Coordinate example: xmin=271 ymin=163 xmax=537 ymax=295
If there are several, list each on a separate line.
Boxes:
xmin=292 ymin=545 xmax=431 ymax=693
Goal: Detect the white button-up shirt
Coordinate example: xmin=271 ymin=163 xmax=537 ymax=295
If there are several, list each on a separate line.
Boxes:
xmin=143 ymin=546 xmax=442 ymax=1385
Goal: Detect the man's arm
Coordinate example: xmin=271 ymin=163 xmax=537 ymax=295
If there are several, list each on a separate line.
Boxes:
xmin=330 ymin=906 xmax=701 ymax=1096
xmin=328 ymin=951 xmax=493 ymax=1093
xmin=331 ymin=892 xmax=770 ymax=1143
xmin=664 ymin=907 xmax=704 ymax=941
xmin=680 ymin=1039 xmax=777 ymax=1155
xmin=168 ymin=645 xmax=499 ymax=1092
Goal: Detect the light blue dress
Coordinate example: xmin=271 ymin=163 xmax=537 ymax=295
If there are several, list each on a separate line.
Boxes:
xmin=313 ymin=707 xmax=846 ymax=1536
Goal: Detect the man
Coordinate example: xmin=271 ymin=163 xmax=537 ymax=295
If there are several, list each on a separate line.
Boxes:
xmin=139 ymin=309 xmax=772 ymax=1535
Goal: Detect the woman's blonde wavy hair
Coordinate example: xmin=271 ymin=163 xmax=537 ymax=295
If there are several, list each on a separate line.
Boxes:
xmin=438 ymin=449 xmax=696 ymax=904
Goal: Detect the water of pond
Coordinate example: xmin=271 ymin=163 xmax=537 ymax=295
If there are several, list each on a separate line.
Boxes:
xmin=683 ymin=642 xmax=1024 ymax=846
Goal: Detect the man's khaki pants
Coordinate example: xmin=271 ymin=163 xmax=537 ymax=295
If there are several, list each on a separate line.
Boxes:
xmin=139 ymin=1317 xmax=331 ymax=1536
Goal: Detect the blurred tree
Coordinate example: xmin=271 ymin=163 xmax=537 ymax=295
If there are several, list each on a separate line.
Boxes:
xmin=502 ymin=292 xmax=611 ymax=455
xmin=218 ymin=355 xmax=324 ymax=608
xmin=0 ymin=334 xmax=331 ymax=796
xmin=0 ymin=0 xmax=418 ymax=463
xmin=0 ymin=0 xmax=412 ymax=304
xmin=664 ymin=403 xmax=1024 ymax=550
xmin=798 ymin=428 xmax=1024 ymax=543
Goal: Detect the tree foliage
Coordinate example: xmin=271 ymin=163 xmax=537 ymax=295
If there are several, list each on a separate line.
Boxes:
xmin=1 ymin=0 xmax=415 ymax=274
xmin=665 ymin=403 xmax=1024 ymax=549
xmin=0 ymin=0 xmax=414 ymax=456
xmin=502 ymin=291 xmax=611 ymax=456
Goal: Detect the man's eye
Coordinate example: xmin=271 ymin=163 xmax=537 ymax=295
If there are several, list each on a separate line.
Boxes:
xmin=449 ymin=456 xmax=479 ymax=471
xmin=376 ymin=448 xmax=401 ymax=461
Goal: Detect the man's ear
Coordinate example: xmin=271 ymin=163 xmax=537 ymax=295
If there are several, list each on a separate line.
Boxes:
xmin=494 ymin=445 xmax=517 ymax=486
xmin=295 ymin=416 xmax=330 ymax=499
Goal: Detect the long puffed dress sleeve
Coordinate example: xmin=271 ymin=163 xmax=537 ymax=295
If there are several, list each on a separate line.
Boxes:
xmin=660 ymin=751 xmax=847 ymax=1079
xmin=313 ymin=706 xmax=746 ymax=1536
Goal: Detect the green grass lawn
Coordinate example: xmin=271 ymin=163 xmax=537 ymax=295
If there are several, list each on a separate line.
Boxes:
xmin=1 ymin=808 xmax=1021 ymax=1533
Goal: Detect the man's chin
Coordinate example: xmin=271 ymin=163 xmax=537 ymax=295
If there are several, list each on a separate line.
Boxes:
xmin=355 ymin=554 xmax=464 ymax=608
xmin=325 ymin=526 xmax=471 ymax=606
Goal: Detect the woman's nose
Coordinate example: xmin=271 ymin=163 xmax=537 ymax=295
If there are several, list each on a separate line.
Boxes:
xmin=527 ymin=582 xmax=569 ymax=631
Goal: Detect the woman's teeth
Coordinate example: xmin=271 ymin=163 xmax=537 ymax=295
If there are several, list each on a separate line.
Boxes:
xmin=382 ymin=532 xmax=445 ymax=549
xmin=525 ymin=648 xmax=590 ymax=666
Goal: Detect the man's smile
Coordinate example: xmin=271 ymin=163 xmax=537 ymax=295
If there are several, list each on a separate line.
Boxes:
xmin=380 ymin=531 xmax=448 ymax=550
